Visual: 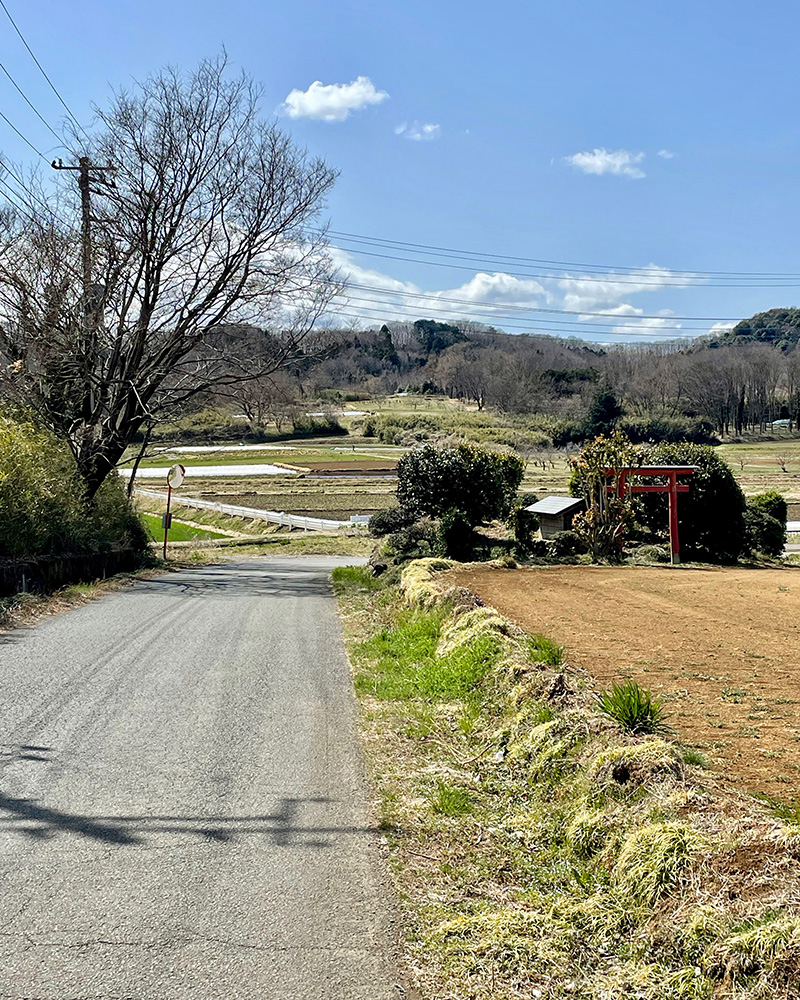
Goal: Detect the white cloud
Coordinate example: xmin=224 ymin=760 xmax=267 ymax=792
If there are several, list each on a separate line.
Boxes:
xmin=327 ymin=249 xmax=543 ymax=324
xmin=565 ymin=148 xmax=646 ymax=179
xmin=432 ymin=272 xmax=545 ymax=307
xmin=395 ymin=121 xmax=441 ymax=142
xmin=657 ymin=149 xmax=675 ymax=159
xmin=709 ymin=322 xmax=735 ymax=335
xmin=558 ymin=265 xmax=691 ymax=313
xmin=324 ymin=248 xmax=699 ymax=342
xmin=282 ymin=76 xmax=388 ymax=122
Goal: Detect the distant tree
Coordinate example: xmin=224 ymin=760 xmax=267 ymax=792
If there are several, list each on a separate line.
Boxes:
xmin=412 ymin=319 xmax=467 ymax=356
xmin=397 ymin=443 xmax=524 ymax=524
xmin=374 ymin=325 xmax=400 ymax=366
xmin=715 ymin=308 xmax=800 ymax=352
xmin=584 ymin=382 xmax=623 ymax=438
xmin=236 ymin=369 xmax=300 ymax=432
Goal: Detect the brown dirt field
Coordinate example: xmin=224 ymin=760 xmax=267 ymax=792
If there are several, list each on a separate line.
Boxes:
xmin=453 ymin=564 xmax=800 ymax=801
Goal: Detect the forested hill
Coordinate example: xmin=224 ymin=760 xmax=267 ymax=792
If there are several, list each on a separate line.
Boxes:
xmin=713 ymin=308 xmax=800 ymax=350
xmin=225 ymin=312 xmax=800 ymax=441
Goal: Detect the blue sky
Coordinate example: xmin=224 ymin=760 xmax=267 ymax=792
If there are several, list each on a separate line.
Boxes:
xmin=2 ymin=0 xmax=800 ymax=342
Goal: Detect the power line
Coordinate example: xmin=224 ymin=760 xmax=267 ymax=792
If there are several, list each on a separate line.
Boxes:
xmin=0 ymin=0 xmax=90 ymax=143
xmin=328 ymin=303 xmax=697 ymax=340
xmin=331 ymin=239 xmax=800 ymax=289
xmin=0 ymin=173 xmax=51 ymax=231
xmin=0 ymin=56 xmax=65 ymax=148
xmin=336 ymin=281 xmax=742 ymax=323
xmin=335 ymin=292 xmax=714 ymax=334
xmin=0 ymin=108 xmax=45 ymax=159
xmin=0 ymin=159 xmax=56 ymax=218
xmin=330 ymin=229 xmax=800 ymax=281
xmin=0 ymin=172 xmax=28 ymax=213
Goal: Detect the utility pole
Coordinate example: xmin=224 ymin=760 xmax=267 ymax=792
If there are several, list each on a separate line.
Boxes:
xmin=52 ymin=157 xmax=116 ymax=330
xmin=52 ymin=156 xmax=116 ymax=414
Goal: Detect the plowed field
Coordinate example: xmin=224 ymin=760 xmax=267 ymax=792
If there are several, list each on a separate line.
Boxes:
xmin=453 ymin=564 xmax=800 ymax=800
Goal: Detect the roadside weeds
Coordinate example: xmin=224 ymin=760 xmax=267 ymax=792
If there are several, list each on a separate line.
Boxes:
xmin=334 ymin=558 xmax=800 ymax=1000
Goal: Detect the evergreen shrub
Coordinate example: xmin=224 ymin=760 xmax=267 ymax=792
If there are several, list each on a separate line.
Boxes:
xmin=638 ymin=442 xmax=746 ymax=563
xmin=397 ymin=443 xmax=524 ymax=524
xmin=0 ymin=417 xmax=148 ymax=561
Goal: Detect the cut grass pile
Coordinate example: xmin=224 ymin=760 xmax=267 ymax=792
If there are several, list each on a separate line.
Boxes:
xmin=335 ymin=559 xmax=800 ymax=1000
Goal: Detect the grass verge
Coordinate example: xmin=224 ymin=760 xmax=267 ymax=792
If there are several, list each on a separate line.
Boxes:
xmin=139 ymin=511 xmax=229 ymax=541
xmin=334 ymin=559 xmax=800 ymax=1000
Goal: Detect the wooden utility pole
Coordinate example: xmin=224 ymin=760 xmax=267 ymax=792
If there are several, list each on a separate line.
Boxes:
xmin=52 ymin=157 xmax=116 ymax=417
xmin=51 ymin=156 xmax=116 ymax=342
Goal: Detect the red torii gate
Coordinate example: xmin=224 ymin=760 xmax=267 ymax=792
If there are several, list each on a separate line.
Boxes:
xmin=604 ymin=465 xmax=696 ymax=564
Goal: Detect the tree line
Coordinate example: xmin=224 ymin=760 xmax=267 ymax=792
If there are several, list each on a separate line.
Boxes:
xmin=276 ymin=313 xmax=800 ymax=442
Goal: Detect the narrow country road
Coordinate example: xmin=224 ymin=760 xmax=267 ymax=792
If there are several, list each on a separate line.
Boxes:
xmin=0 ymin=557 xmax=400 ymax=999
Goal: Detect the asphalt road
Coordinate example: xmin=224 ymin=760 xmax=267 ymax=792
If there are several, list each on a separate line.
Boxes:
xmin=0 ymin=557 xmax=400 ymax=999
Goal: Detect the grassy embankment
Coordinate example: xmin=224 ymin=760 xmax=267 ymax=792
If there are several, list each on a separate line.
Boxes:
xmin=334 ymin=559 xmax=800 ymax=1000
xmin=139 ymin=511 xmax=229 ymax=542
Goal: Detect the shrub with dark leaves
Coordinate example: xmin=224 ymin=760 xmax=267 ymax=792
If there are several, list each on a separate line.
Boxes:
xmin=638 ymin=442 xmax=746 ymax=563
xmin=437 ymin=508 xmax=475 ymax=560
xmin=368 ymin=506 xmax=416 ymax=537
xmin=397 ymin=443 xmax=524 ymax=525
xmin=743 ymin=505 xmax=785 ymax=557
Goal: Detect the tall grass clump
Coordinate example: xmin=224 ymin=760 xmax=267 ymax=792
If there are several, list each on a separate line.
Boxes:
xmin=528 ymin=633 xmax=565 ymax=667
xmin=614 ymin=822 xmax=704 ymax=906
xmin=430 ymin=781 xmax=474 ymax=816
xmin=596 ymin=678 xmax=672 ymax=735
xmin=331 ymin=565 xmax=384 ymax=595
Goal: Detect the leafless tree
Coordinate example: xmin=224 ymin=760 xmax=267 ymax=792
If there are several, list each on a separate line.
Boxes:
xmin=0 ymin=55 xmax=339 ymax=497
xmin=235 ymin=369 xmax=301 ymax=432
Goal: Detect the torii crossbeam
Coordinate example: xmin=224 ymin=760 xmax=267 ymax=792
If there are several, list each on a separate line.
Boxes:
xmin=603 ymin=466 xmax=696 ymax=564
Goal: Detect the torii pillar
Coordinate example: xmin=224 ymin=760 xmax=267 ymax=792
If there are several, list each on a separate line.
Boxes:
xmin=605 ymin=466 xmax=696 ymax=564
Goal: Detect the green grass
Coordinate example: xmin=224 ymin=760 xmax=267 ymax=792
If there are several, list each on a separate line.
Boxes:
xmin=528 ymin=633 xmax=565 ymax=667
xmin=429 ymin=781 xmax=474 ymax=816
xmin=596 ymin=678 xmax=673 ymax=735
xmin=354 ymin=607 xmax=500 ymax=700
xmin=139 ymin=511 xmax=228 ymax=542
xmin=681 ymin=747 xmax=709 ymax=768
xmin=334 ymin=570 xmax=800 ymax=1000
xmin=331 ymin=565 xmax=384 ymax=595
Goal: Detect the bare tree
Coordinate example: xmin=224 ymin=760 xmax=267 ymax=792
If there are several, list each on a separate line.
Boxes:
xmin=236 ymin=368 xmax=301 ymax=432
xmin=0 ymin=55 xmax=339 ymax=497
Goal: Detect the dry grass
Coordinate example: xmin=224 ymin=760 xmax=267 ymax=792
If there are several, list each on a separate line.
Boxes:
xmin=336 ymin=560 xmax=800 ymax=1000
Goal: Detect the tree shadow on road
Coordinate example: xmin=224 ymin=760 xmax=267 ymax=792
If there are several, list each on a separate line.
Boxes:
xmin=132 ymin=564 xmax=335 ymax=599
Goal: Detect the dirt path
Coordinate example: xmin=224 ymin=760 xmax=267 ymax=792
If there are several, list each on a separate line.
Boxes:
xmin=453 ymin=564 xmax=800 ymax=801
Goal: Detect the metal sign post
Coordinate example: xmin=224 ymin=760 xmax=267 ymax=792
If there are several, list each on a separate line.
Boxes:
xmin=162 ymin=464 xmax=186 ymax=559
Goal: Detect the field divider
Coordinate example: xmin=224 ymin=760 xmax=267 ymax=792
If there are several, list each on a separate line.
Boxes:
xmin=135 ymin=488 xmax=364 ymax=532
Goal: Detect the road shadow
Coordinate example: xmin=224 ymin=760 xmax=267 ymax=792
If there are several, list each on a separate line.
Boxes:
xmin=0 ymin=744 xmax=55 ymax=767
xmin=132 ymin=565 xmax=335 ymax=600
xmin=0 ymin=793 xmax=372 ymax=849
